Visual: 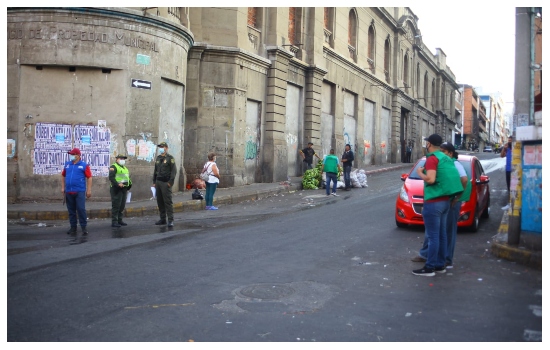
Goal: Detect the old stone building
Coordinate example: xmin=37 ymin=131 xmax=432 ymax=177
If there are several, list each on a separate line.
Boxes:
xmin=7 ymin=7 xmax=459 ymax=202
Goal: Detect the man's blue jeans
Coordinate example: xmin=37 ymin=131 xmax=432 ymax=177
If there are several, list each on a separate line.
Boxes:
xmin=325 ymin=172 xmax=337 ymax=195
xmin=343 ymin=166 xmax=352 ymax=188
xmin=445 ymin=201 xmax=462 ymax=265
xmin=66 ymin=191 xmax=87 ymax=228
xmin=421 ymin=199 xmax=449 ymax=270
xmin=419 ymin=200 xmax=460 ymax=265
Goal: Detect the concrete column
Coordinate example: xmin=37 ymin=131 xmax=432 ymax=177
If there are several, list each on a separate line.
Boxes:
xmin=303 ymin=66 xmax=327 ymax=147
xmin=263 ymin=47 xmax=293 ymax=182
xmin=508 ymin=7 xmax=532 ymax=244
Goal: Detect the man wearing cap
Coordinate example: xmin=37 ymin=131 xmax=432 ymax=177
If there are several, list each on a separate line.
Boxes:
xmin=413 ymin=142 xmax=471 ymax=269
xmin=412 ymin=134 xmax=463 ymax=276
xmin=153 ymin=142 xmax=177 ymax=227
xmin=299 ymin=142 xmax=321 ymax=174
xmin=61 ymin=148 xmax=92 ymax=243
xmin=109 ymin=154 xmax=132 ymax=228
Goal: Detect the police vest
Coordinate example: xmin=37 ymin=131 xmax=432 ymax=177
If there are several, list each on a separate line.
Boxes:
xmin=111 ymin=163 xmax=130 ymax=186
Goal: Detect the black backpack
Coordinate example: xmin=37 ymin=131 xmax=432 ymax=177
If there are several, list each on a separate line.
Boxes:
xmin=192 ymin=188 xmax=204 ymax=200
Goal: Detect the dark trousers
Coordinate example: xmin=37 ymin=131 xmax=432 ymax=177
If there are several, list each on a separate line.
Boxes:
xmin=506 ymin=171 xmax=511 ymax=192
xmin=303 ymin=161 xmax=313 ymax=174
xmin=110 ymin=186 xmax=128 ymax=223
xmin=343 ymin=166 xmax=352 ymax=189
xmin=66 ymin=191 xmax=87 ymax=228
xmin=155 ymin=180 xmax=174 ymax=221
xmin=406 ymin=152 xmax=412 ymax=163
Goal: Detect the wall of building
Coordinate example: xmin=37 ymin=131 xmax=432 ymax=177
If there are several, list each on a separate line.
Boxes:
xmin=7 ymin=6 xmax=461 ymax=202
xmin=7 ymin=8 xmax=193 ymax=202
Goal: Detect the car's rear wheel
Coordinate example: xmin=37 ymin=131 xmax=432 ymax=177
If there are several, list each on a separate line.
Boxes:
xmin=396 ymin=219 xmax=408 ymax=228
xmin=481 ymin=193 xmax=490 ymax=218
xmin=469 ymin=206 xmax=479 ymax=232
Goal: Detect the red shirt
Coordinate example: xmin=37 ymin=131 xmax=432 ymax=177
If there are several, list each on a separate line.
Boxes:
xmin=424 ymin=155 xmax=449 ymax=203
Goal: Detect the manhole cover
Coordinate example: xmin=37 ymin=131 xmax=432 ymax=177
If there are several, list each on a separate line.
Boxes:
xmin=237 ymin=283 xmax=295 ymax=300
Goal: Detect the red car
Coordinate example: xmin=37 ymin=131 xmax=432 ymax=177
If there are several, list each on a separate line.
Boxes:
xmin=395 ymin=154 xmax=490 ymax=232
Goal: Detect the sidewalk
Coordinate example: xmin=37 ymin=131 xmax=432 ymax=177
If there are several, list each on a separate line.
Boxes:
xmin=490 ymin=209 xmax=542 ymax=270
xmin=7 ymin=163 xmax=413 ymax=221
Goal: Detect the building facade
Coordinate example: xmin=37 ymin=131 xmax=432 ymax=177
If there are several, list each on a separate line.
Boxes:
xmin=7 ymin=7 xmax=459 ymax=202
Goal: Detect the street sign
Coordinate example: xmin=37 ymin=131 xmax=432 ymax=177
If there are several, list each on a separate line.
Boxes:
xmin=131 ymin=79 xmax=152 ymax=90
xmin=136 ymin=54 xmax=151 ymax=65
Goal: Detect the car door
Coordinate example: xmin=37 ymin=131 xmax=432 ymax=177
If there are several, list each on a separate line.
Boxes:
xmin=474 ymin=159 xmax=488 ymax=212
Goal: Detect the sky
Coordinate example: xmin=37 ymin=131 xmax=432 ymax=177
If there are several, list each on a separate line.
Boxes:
xmin=409 ymin=3 xmax=517 ymax=113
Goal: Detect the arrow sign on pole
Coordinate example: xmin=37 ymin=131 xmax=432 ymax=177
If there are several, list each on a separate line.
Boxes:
xmin=131 ymin=79 xmax=152 ymax=90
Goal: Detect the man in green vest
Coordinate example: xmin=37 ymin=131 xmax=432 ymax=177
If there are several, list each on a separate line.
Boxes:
xmin=321 ymin=149 xmax=342 ymax=196
xmin=412 ymin=134 xmax=463 ymax=277
xmin=109 ymin=154 xmax=132 ymax=228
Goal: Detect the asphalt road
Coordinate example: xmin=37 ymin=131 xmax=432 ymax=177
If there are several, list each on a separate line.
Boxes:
xmin=7 ymin=153 xmax=543 ymax=341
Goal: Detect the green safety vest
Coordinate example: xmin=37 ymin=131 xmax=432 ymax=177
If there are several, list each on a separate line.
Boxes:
xmin=323 ymin=154 xmax=339 ymax=173
xmin=111 ymin=163 xmax=131 ymax=186
xmin=423 ymin=150 xmax=463 ymax=201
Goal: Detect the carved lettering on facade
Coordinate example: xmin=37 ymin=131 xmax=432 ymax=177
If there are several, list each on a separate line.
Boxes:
xmin=7 ymin=28 xmax=160 ymax=52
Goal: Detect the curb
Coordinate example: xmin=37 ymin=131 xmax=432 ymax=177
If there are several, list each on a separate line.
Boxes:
xmin=7 ymin=165 xmax=410 ymax=222
xmin=490 ymin=209 xmax=542 ymax=270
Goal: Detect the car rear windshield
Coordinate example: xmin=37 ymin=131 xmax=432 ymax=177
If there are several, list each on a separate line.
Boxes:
xmin=409 ymin=159 xmax=472 ymax=180
xmin=408 ymin=160 xmax=426 ymax=180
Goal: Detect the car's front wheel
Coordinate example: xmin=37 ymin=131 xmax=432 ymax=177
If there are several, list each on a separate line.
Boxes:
xmin=469 ymin=206 xmax=479 ymax=232
xmin=481 ymin=193 xmax=490 ymax=218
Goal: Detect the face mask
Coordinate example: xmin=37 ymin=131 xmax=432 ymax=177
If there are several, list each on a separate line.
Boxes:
xmin=70 ymin=155 xmax=76 ymax=161
xmin=118 ymin=160 xmax=126 ymax=166
xmin=425 ymin=143 xmax=430 ymax=153
xmin=159 ymin=148 xmax=165 ymax=154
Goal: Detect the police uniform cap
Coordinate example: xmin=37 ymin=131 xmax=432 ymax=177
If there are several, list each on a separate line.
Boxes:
xmin=158 ymin=142 xmax=168 ymax=147
xmin=115 ymin=154 xmax=127 ymax=159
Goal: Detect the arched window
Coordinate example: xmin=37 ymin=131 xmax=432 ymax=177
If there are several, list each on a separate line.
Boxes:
xmin=424 ymin=72 xmax=429 ymax=107
xmin=441 ymin=83 xmax=446 ymax=112
xmin=367 ymin=24 xmax=375 ymax=67
xmin=416 ymin=63 xmax=421 ymax=98
xmin=324 ymin=8 xmax=334 ymax=47
xmin=247 ymin=7 xmax=258 ymax=28
xmin=384 ymin=37 xmax=391 ymax=82
xmin=288 ymin=7 xmax=297 ymax=45
xmin=348 ymin=9 xmax=357 ymax=62
xmin=431 ymin=79 xmax=436 ymax=110
xmin=403 ymin=53 xmax=409 ymax=88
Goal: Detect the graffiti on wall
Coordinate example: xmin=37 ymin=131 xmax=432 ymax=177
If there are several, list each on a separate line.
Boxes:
xmin=364 ymin=140 xmax=371 ymax=155
xmin=135 ymin=139 xmax=157 ymax=162
xmin=380 ymin=141 xmax=387 ymax=153
xmin=7 ymin=139 xmax=16 ymax=158
xmin=126 ymin=139 xmax=136 ymax=157
xmin=245 ymin=137 xmax=258 ymax=160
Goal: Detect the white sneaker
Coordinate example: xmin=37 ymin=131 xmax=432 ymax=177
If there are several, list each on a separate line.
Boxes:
xmin=332 ymin=192 xmax=339 ymax=196
xmin=501 ymin=204 xmax=510 ymax=210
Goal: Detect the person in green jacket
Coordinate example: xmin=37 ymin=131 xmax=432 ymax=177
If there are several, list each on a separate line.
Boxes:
xmin=109 ymin=154 xmax=132 ymax=228
xmin=321 ymin=149 xmax=342 ymax=196
xmin=412 ymin=134 xmax=463 ymax=277
xmin=440 ymin=142 xmax=471 ymax=268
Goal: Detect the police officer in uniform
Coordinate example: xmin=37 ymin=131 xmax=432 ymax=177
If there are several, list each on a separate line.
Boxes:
xmin=153 ymin=142 xmax=177 ymax=227
xmin=109 ymin=154 xmax=132 ymax=228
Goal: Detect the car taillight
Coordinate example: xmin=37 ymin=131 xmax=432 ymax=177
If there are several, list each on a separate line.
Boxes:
xmin=399 ymin=185 xmax=409 ymax=203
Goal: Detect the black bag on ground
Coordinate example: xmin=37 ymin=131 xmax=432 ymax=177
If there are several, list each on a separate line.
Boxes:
xmin=192 ymin=188 xmax=204 ymax=200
